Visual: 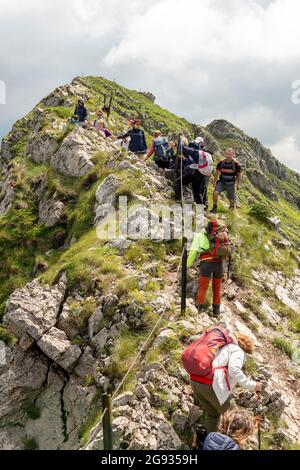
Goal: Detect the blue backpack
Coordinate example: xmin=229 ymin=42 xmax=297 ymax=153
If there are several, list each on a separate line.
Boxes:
xmin=154 ymin=137 xmax=170 ymax=161
xmin=203 ymin=433 xmax=240 ymax=451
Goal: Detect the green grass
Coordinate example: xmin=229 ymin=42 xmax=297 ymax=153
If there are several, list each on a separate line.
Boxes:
xmin=272 ymin=337 xmax=295 ymax=360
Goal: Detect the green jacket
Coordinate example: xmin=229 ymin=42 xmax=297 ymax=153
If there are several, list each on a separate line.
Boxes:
xmin=187 ymin=233 xmax=210 ymax=268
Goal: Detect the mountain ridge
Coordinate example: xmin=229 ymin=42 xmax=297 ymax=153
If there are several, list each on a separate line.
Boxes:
xmin=0 ymin=75 xmax=299 ymax=451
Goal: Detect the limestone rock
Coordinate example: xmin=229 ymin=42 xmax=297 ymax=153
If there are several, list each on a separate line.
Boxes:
xmin=26 ymin=131 xmax=59 ymax=164
xmin=39 ymin=195 xmax=65 ymax=228
xmin=37 ymin=328 xmax=82 ymax=372
xmin=247 ymin=168 xmax=278 ymax=201
xmin=4 ymin=279 xmax=66 ymax=342
xmin=94 ymin=174 xmax=119 ymax=225
xmin=88 ymin=307 xmax=104 ymax=340
xmin=51 ymin=128 xmax=98 ymax=177
xmin=0 ymin=165 xmax=15 ymax=216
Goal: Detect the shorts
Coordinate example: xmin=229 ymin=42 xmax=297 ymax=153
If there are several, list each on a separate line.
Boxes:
xmin=215 ymin=181 xmax=236 ymax=201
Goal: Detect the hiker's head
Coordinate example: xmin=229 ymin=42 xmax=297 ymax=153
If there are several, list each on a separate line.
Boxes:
xmin=236 ymin=333 xmax=254 ymax=354
xmin=134 ymin=119 xmax=141 ymax=127
xmin=78 ymin=99 xmax=85 ymax=107
xmin=219 ymin=410 xmax=254 ymax=449
xmin=169 ymin=140 xmax=176 ymax=148
xmin=225 ymin=148 xmax=235 ymax=161
xmin=97 ymin=111 xmax=104 ymax=118
xmin=154 ymin=130 xmax=162 ymax=138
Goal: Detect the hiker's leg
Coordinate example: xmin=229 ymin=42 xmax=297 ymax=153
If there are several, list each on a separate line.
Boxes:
xmin=226 ymin=184 xmax=237 ymax=209
xmin=211 ymin=181 xmax=224 ymax=212
xmin=197 ymin=276 xmax=210 ymax=306
xmin=191 ymin=176 xmax=204 ymax=205
xmin=197 ymin=261 xmax=213 ymax=306
xmin=190 ymin=381 xmax=231 ymax=433
xmin=212 ymin=262 xmax=224 ymax=316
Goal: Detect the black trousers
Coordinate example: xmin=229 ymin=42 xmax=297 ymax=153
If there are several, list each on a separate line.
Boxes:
xmin=175 ymin=169 xmax=207 ymax=205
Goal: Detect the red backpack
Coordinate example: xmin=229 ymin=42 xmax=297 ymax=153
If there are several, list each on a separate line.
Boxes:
xmin=182 ymin=326 xmax=235 ymax=383
xmin=200 ymin=219 xmax=231 ymax=261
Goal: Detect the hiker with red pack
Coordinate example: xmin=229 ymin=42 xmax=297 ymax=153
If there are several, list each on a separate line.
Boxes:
xmin=187 ymin=219 xmax=231 ymax=317
xmin=211 ymin=148 xmax=243 ymax=213
xmin=182 ymin=326 xmax=262 ymax=434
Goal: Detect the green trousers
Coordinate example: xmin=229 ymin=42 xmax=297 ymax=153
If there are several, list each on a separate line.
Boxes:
xmin=190 ymin=380 xmax=232 ymax=433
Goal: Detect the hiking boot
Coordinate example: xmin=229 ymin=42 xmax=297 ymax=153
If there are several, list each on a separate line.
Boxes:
xmin=210 ymin=205 xmax=218 ymax=214
xmin=213 ymin=305 xmax=221 ymax=317
xmin=196 ymin=304 xmax=206 ymax=313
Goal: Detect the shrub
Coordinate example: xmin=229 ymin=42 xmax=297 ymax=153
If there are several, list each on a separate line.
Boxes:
xmin=249 ymin=203 xmax=272 ymax=223
xmin=272 ymin=337 xmax=295 ymax=360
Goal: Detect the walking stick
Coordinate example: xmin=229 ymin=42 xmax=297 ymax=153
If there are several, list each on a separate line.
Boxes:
xmin=256 ymin=391 xmax=262 ymax=451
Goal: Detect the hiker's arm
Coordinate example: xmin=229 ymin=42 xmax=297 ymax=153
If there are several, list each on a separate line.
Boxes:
xmin=187 ymin=234 xmax=204 ymax=268
xmin=228 ymin=351 xmax=256 ymax=391
xmin=118 ymin=131 xmax=130 ymax=139
xmin=144 ymin=143 xmax=155 ymax=162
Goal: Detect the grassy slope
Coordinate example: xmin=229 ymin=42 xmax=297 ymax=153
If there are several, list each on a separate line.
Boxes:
xmin=1 ymin=75 xmax=300 ymax=448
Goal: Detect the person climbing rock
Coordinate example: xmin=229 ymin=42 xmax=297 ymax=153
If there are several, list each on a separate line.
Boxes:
xmin=182 ymin=326 xmax=262 ymax=434
xmin=193 ymin=410 xmax=254 ymax=450
xmin=187 ymin=219 xmax=231 ymax=317
xmin=72 ymin=98 xmax=88 ymax=125
xmin=211 ymin=148 xmax=242 ymax=213
xmin=191 ymin=137 xmax=214 ymax=209
xmin=174 ymin=137 xmax=214 ymax=205
xmin=144 ymin=130 xmax=176 ymax=169
xmin=118 ymin=119 xmax=147 ymax=155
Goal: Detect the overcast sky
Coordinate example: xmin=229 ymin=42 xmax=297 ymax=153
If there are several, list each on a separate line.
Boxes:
xmin=0 ymin=0 xmax=300 ymax=172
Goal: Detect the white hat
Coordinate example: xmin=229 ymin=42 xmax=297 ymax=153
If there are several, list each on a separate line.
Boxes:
xmin=195 ymin=137 xmax=204 ymax=144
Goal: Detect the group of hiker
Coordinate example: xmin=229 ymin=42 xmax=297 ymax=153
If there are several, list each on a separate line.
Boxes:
xmin=68 ymin=99 xmax=112 ymax=138
xmin=68 ymin=101 xmax=262 ymax=451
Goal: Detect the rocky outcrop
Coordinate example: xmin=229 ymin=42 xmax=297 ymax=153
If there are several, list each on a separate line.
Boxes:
xmin=0 ymin=164 xmax=15 ymax=216
xmin=51 ymin=128 xmax=97 ymax=177
xmin=26 ymin=131 xmax=59 ymax=164
xmin=94 ymin=174 xmax=120 ymax=225
xmin=246 ymin=168 xmax=278 ymax=201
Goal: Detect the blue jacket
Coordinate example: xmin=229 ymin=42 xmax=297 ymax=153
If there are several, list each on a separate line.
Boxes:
xmin=75 ymin=104 xmax=88 ymax=122
xmin=119 ymin=128 xmax=147 ymax=153
xmin=203 ymin=433 xmax=240 ymax=451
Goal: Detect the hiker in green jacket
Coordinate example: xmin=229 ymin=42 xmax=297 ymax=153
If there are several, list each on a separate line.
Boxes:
xmin=187 ymin=220 xmax=231 ymax=317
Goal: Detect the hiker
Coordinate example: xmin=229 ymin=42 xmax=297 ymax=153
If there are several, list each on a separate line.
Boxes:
xmin=93 ymin=111 xmax=112 ymax=138
xmin=182 ymin=326 xmax=262 ymax=434
xmin=189 ymin=137 xmax=214 ymax=209
xmin=71 ymin=99 xmax=88 ymax=126
xmin=118 ymin=119 xmax=147 ymax=155
xmin=144 ymin=131 xmax=176 ymax=169
xmin=211 ymin=148 xmax=242 ymax=213
xmin=193 ymin=410 xmax=254 ymax=450
xmin=174 ymin=137 xmax=214 ymax=205
xmin=187 ymin=219 xmax=231 ymax=316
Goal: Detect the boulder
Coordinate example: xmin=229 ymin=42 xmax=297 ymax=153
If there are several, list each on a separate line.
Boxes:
xmin=37 ymin=328 xmax=82 ymax=372
xmin=4 ymin=279 xmax=66 ymax=342
xmin=267 ymin=217 xmax=281 ymax=231
xmin=51 ymin=128 xmax=98 ymax=177
xmin=94 ymin=175 xmax=119 ymax=225
xmin=39 ymin=195 xmax=65 ymax=228
xmin=26 ymin=132 xmax=59 ymax=164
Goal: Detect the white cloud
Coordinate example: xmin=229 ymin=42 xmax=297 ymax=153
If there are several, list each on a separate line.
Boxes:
xmin=0 ymin=0 xmax=300 ymax=173
xmin=270 ymin=136 xmax=300 ymax=172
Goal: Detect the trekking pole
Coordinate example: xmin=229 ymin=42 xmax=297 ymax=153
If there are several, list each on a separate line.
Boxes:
xmin=102 ymin=394 xmax=113 ymax=450
xmin=181 ymin=237 xmax=188 ymax=316
xmin=227 ymin=255 xmax=232 ymax=282
xmin=174 ymin=133 xmax=182 ymax=186
xmin=107 ymin=93 xmax=114 ymax=121
xmin=256 ymin=391 xmax=262 ymax=451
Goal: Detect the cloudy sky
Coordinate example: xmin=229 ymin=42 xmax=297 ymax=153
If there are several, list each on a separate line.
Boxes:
xmin=0 ymin=0 xmax=300 ymax=171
